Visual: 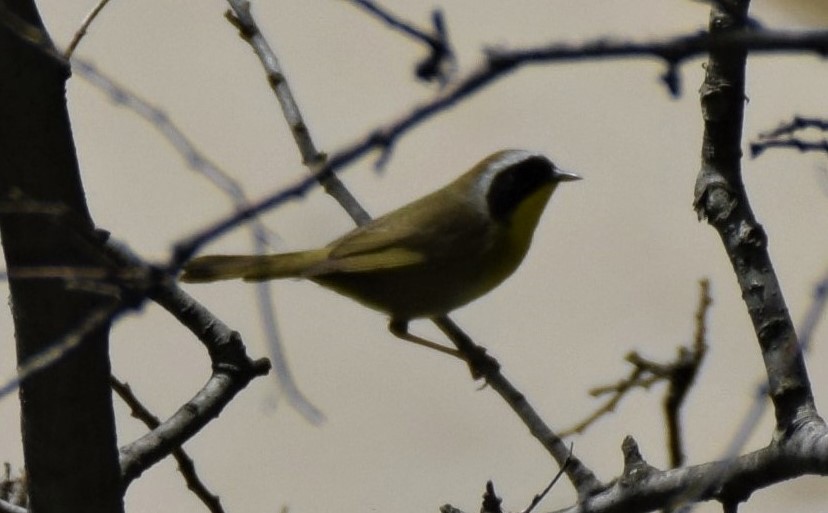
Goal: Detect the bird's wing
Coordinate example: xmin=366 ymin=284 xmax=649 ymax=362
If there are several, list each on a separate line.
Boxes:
xmin=305 ymin=190 xmax=485 ymax=276
xmin=304 ymin=244 xmax=426 ymax=275
xmin=304 ymin=210 xmax=429 ymax=275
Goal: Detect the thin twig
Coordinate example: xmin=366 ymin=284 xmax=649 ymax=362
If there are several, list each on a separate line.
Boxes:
xmin=72 ymin=46 xmax=323 ymax=423
xmin=750 ymin=138 xmax=828 ymax=157
xmin=663 ymin=279 xmax=711 ymax=468
xmin=111 ymin=376 xmax=226 ymax=513
xmin=558 ymin=367 xmax=659 ymax=437
xmin=167 ymin=26 xmax=828 ymax=265
xmin=225 ymin=0 xmax=373 ymax=422
xmin=64 ymin=0 xmax=113 ymax=58
xmin=225 ymin=0 xmax=370 ymax=225
xmin=0 ymin=302 xmax=124 ymax=401
xmin=757 ymin=116 xmax=828 ymax=138
xmin=798 ymin=269 xmax=828 ymax=353
xmin=520 ymin=445 xmax=572 ymax=513
xmin=559 ymin=278 xmax=711 ymax=447
xmin=350 ymin=0 xmax=455 ymax=84
xmin=750 ymin=116 xmax=828 ymax=157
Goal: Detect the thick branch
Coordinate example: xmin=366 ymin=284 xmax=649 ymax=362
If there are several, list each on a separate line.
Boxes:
xmin=553 ymin=421 xmax=828 ymax=513
xmin=0 ymin=2 xmax=122 ymax=512
xmin=692 ymin=1 xmax=818 ymax=436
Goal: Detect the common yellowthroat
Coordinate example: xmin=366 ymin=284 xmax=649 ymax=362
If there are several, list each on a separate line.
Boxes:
xmin=181 ymin=149 xmax=580 ymax=356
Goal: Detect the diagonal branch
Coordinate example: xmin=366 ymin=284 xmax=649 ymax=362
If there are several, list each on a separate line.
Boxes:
xmin=692 ymin=0 xmax=818 ymax=437
xmin=349 ymin=0 xmax=455 ymax=84
xmin=224 ymin=2 xmax=600 ymax=496
xmin=433 ymin=318 xmax=602 ymax=497
xmin=98 ymin=239 xmax=270 ymax=487
xmin=225 ymin=0 xmax=370 ymax=225
xmin=110 ymin=377 xmax=225 ymax=513
xmin=169 ymin=26 xmax=828 ymax=266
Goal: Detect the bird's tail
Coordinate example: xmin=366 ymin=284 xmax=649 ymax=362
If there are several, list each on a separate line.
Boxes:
xmin=180 ymin=250 xmax=328 ymax=283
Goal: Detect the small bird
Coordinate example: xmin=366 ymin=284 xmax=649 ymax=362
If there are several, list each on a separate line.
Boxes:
xmin=181 ymin=149 xmax=580 ymax=356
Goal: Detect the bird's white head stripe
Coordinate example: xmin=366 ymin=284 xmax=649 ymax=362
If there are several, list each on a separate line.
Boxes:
xmin=470 ymin=149 xmax=548 ymax=208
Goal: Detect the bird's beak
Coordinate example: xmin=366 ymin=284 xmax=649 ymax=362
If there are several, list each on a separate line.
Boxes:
xmin=553 ymin=168 xmax=582 ymax=182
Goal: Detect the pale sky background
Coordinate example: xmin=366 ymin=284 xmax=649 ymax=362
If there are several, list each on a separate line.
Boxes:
xmin=2 ymin=1 xmax=828 ymax=512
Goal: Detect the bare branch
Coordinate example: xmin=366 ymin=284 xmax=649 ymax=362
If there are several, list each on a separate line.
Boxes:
xmin=64 ymin=0 xmax=113 ymax=58
xmin=559 ymin=364 xmax=657 ymax=437
xmin=751 ymin=116 xmax=828 ymax=158
xmin=757 ymin=116 xmax=828 ymax=138
xmin=118 ymin=354 xmax=270 ymax=487
xmin=433 ymin=318 xmax=603 ymax=498
xmin=559 ymin=280 xmax=710 ymax=462
xmin=70 ymin=61 xmax=280 ymax=248
xmin=0 ymin=231 xmax=271 ymax=489
xmin=664 ymin=278 xmax=712 ymax=467
xmin=110 ymin=377 xmax=225 ymax=513
xmin=751 ymin=138 xmax=828 ymax=157
xmin=71 ymin=36 xmax=324 ymax=422
xmin=799 ymin=270 xmax=828 ymax=353
xmin=490 ymin=28 xmax=828 ymax=97
xmin=693 ymin=0 xmax=818 ymax=437
xmin=223 ymin=3 xmax=600 ymax=498
xmin=521 ymin=447 xmax=572 ymax=513
xmin=224 ymin=0 xmax=370 ymax=225
xmin=169 ymin=26 xmax=828 ymax=265
xmin=94 ymin=239 xmax=271 ymax=487
xmin=223 ymin=0 xmax=374 ymax=422
xmin=349 ymin=0 xmax=455 ymax=85
xmin=552 ymin=423 xmax=828 ymax=513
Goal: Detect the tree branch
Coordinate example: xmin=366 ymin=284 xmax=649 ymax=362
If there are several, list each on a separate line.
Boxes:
xmin=225 ymin=0 xmax=370 ymax=225
xmin=169 ymin=25 xmax=828 ymax=266
xmin=751 ymin=115 xmax=828 ymax=158
xmin=0 ymin=2 xmax=122 ymax=510
xmin=70 ymin=24 xmax=323 ymax=422
xmin=349 ymin=0 xmax=455 ymax=84
xmin=693 ymin=0 xmax=819 ymax=437
xmin=553 ymin=423 xmax=828 ymax=513
xmin=110 ymin=377 xmax=226 ymax=513
xmin=433 ymin=318 xmax=603 ymax=498
xmin=223 ymin=1 xmax=599 ymax=496
xmin=99 ymin=239 xmax=271 ymax=487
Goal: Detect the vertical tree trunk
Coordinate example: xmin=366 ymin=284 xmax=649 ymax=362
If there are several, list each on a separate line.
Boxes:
xmin=0 ymin=1 xmax=124 ymax=512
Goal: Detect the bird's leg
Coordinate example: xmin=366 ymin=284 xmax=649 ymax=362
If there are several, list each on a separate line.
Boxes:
xmin=388 ymin=319 xmax=463 ymax=359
